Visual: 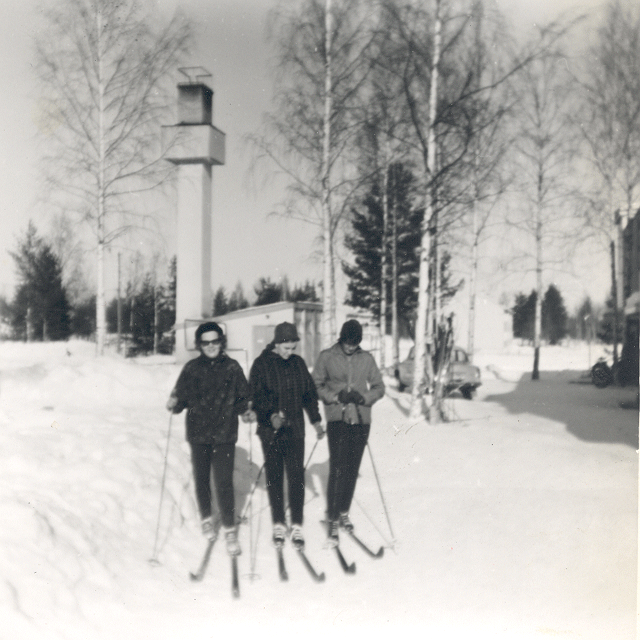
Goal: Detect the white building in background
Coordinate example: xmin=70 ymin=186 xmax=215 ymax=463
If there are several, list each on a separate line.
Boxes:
xmin=444 ymin=295 xmax=512 ymax=354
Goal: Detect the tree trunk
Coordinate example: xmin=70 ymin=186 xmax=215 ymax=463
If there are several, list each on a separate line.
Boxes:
xmin=391 ymin=166 xmax=399 ymax=368
xmin=153 ymin=283 xmax=159 ymax=355
xmin=379 ymin=159 xmax=389 ymax=370
xmin=467 ymin=155 xmax=480 ymax=361
xmin=97 ymin=238 xmax=106 ymax=354
xmin=117 ymin=252 xmax=122 ymax=355
xmin=321 ymin=0 xmax=335 ymax=347
xmin=610 ymin=239 xmax=620 ymax=364
xmin=26 ymin=305 xmax=34 ymax=343
xmin=532 ymin=194 xmax=542 ymax=380
xmin=468 ymin=232 xmax=478 ymax=361
xmin=96 ymin=8 xmax=106 ymax=356
xmin=410 ymin=0 xmax=441 ymax=420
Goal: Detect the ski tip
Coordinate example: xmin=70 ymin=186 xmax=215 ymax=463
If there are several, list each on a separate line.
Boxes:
xmin=375 ymin=547 xmax=384 ymax=558
xmin=232 ymin=588 xmax=240 ymax=599
xmin=347 ymin=563 xmax=356 ymax=574
xmin=189 ymin=572 xmax=203 ymax=582
xmin=317 ymin=572 xmax=326 ymax=582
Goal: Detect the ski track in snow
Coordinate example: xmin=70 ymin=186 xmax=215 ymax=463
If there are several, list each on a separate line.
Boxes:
xmin=0 ymin=340 xmax=636 ymax=640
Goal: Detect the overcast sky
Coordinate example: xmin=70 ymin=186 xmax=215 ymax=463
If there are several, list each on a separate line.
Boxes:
xmin=0 ymin=0 xmax=608 ymax=311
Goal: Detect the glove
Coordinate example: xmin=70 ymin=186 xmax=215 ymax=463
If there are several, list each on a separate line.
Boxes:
xmin=337 ymin=389 xmax=351 ymax=404
xmin=349 ymin=390 xmax=365 ymax=405
xmin=270 ymin=412 xmax=285 ymax=431
xmin=241 ymin=409 xmax=257 ymax=423
xmin=166 ymin=394 xmax=179 ymax=413
xmin=313 ymin=422 xmax=325 ymax=439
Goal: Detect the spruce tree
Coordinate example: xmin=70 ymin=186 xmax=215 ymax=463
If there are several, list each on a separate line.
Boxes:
xmin=343 ymin=163 xmax=421 ymax=335
xmin=10 ymin=223 xmax=71 ymax=341
xmin=541 ymin=284 xmax=568 ymax=345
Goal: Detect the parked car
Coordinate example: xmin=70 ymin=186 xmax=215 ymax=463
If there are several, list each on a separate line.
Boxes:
xmin=394 ymin=345 xmax=482 ymax=399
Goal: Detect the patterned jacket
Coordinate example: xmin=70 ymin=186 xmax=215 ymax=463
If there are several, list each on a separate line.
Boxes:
xmin=312 ymin=343 xmax=385 ymax=425
xmin=171 ymin=353 xmax=249 ymax=445
xmin=249 ymin=347 xmax=322 ymax=441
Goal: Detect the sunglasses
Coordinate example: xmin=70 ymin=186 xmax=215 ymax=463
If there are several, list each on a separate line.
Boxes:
xmin=200 ymin=339 xmax=222 ymax=346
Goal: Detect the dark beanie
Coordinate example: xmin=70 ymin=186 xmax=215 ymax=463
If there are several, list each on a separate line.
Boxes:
xmin=273 ymin=321 xmax=300 ymax=343
xmin=195 ymin=321 xmax=224 ymax=343
xmin=339 ymin=319 xmax=362 ymax=345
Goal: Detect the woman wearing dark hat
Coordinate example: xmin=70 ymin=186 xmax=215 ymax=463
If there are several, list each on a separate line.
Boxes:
xmin=312 ymin=319 xmax=385 ymax=547
xmin=166 ymin=321 xmax=250 ymax=556
xmin=248 ymin=321 xmax=324 ymax=550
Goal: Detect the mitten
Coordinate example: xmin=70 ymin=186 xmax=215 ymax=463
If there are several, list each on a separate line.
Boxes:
xmin=241 ymin=409 xmax=257 ymax=423
xmin=348 ymin=390 xmax=365 ymax=405
xmin=337 ymin=389 xmax=351 ymax=404
xmin=270 ymin=412 xmax=285 ymax=431
xmin=166 ymin=394 xmax=180 ymax=413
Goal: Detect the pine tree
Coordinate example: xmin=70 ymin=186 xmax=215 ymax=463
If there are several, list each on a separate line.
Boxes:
xmin=254 ymin=278 xmax=284 ymax=306
xmin=343 ymin=163 xmax=422 ymax=335
xmin=512 ymin=291 xmax=536 ymax=342
xmin=228 ymin=282 xmax=249 ymax=312
xmin=10 ymin=222 xmax=71 ymax=341
xmin=213 ymin=286 xmax=229 ymax=316
xmin=541 ymin=284 xmax=568 ymax=345
xmin=290 ymin=281 xmax=320 ymax=302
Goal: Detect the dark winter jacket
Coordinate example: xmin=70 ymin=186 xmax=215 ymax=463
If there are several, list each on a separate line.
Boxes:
xmin=313 ymin=343 xmax=385 ymax=425
xmin=171 ymin=353 xmax=249 ymax=445
xmin=249 ymin=347 xmax=322 ymax=441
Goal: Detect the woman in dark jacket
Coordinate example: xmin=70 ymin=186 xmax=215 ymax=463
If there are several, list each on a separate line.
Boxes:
xmin=167 ymin=321 xmax=250 ymax=556
xmin=248 ymin=322 xmax=324 ymax=550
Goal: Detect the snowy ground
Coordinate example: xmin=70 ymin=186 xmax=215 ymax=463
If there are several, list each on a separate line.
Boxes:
xmin=0 ymin=340 xmax=637 ymax=640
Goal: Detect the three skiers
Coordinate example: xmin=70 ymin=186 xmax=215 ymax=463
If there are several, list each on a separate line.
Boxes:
xmin=167 ymin=318 xmax=385 ymax=555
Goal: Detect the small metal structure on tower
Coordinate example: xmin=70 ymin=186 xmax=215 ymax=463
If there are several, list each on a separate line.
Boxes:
xmin=162 ymin=67 xmax=225 ymax=363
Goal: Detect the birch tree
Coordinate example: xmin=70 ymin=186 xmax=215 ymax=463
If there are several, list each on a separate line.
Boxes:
xmin=33 ymin=0 xmax=192 ymax=354
xmin=510 ymin=50 xmax=578 ymax=380
xmin=252 ymin=0 xmax=377 ymax=346
xmin=411 ymin=0 xmax=442 ymax=421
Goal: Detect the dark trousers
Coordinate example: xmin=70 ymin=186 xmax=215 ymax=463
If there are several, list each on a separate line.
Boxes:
xmin=189 ymin=442 xmax=236 ymax=528
xmin=261 ymin=429 xmax=305 ymax=526
xmin=326 ymin=421 xmax=370 ymax=521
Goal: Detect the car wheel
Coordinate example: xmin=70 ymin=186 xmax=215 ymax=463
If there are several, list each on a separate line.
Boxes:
xmin=394 ymin=370 xmax=407 ymax=392
xmin=591 ymin=361 xmax=612 ymax=388
xmin=461 ymin=386 xmax=474 ymax=400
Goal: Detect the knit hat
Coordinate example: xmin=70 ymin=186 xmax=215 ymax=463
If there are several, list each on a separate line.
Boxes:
xmin=339 ymin=319 xmax=362 ymax=345
xmin=195 ymin=321 xmax=224 ymax=343
xmin=273 ymin=321 xmax=299 ymax=343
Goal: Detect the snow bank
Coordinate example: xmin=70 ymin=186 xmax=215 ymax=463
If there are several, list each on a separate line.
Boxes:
xmin=0 ymin=340 xmax=636 ymax=640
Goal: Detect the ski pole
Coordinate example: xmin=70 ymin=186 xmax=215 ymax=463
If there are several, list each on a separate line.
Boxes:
xmin=239 ymin=419 xmax=287 ymax=523
xmin=149 ymin=412 xmax=173 ymax=565
xmin=367 ymin=442 xmax=395 ymax=543
xmin=239 ymin=461 xmax=265 ymax=523
xmin=304 ymin=437 xmax=320 ymax=472
xmin=246 ymin=413 xmax=260 ymax=580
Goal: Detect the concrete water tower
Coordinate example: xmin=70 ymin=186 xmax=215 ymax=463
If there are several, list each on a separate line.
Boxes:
xmin=162 ymin=67 xmax=225 ymax=363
